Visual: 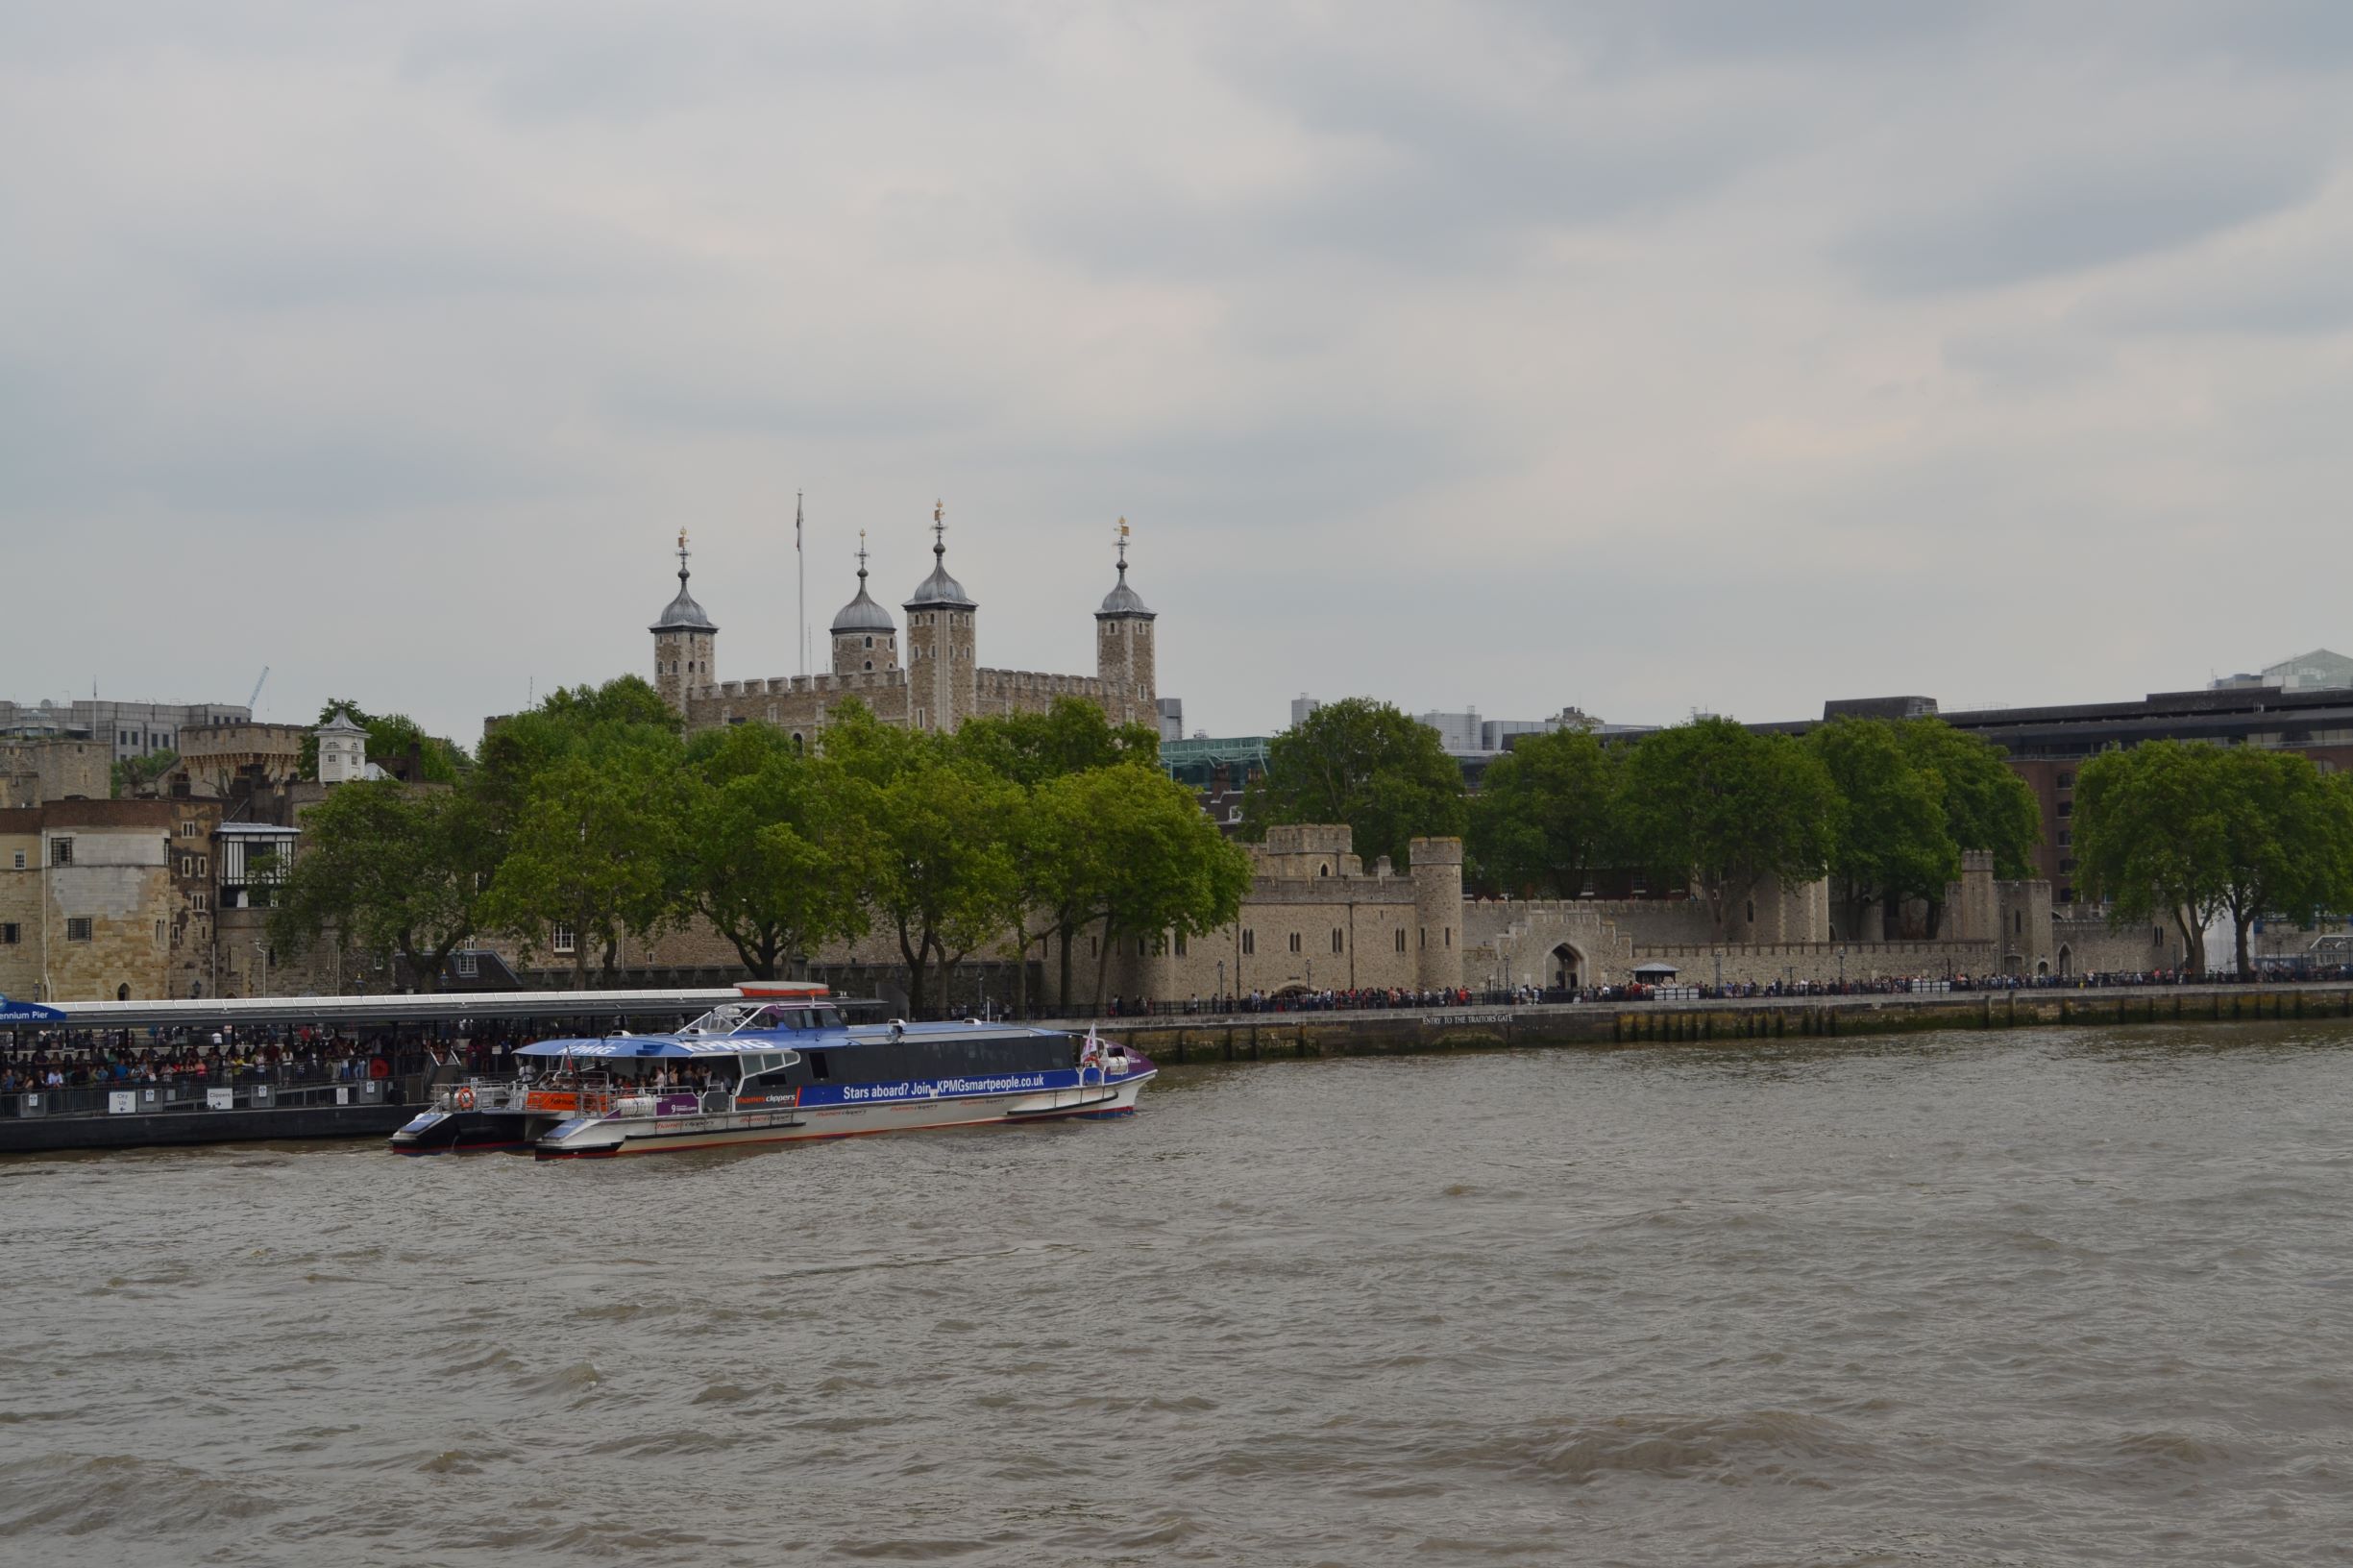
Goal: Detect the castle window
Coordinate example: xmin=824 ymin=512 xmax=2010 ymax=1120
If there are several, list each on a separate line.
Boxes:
xmin=1332 ymin=929 xmax=1343 ymax=953
xmin=1394 ymin=929 xmax=1407 ymax=953
xmin=193 ymin=893 xmax=208 ymax=912
xmin=1318 ymin=863 xmax=1329 ymax=876
xmin=52 ymin=838 xmax=73 ymax=867
xmin=864 ymin=636 xmax=873 ymax=649
xmin=1745 ymin=899 xmax=1754 ymax=924
xmin=0 ymin=923 xmax=17 ymax=944
xmin=864 ymin=662 xmax=873 ymax=672
xmin=551 ymin=923 xmax=576 ymax=955
xmin=1089 ymin=936 xmax=1098 ymax=957
xmin=1287 ymin=932 xmax=1302 ymax=954
xmin=66 ymin=917 xmax=92 ymax=943
xmin=1138 ymin=937 xmax=1149 ymax=957
xmin=1446 ymin=928 xmax=1452 ymax=947
xmin=1174 ymin=933 xmax=1187 ymax=957
xmin=2015 ymin=910 xmax=2023 ymax=934
xmin=1242 ymin=929 xmax=1256 ymax=955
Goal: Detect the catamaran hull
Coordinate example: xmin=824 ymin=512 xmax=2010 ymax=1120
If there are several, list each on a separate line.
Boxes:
xmin=533 ymin=1069 xmax=1153 ymax=1160
xmin=388 ymin=1109 xmax=540 ymax=1155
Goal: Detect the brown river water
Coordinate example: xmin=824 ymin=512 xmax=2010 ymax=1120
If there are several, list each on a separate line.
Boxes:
xmin=6 ymin=1023 xmax=2353 ymax=1566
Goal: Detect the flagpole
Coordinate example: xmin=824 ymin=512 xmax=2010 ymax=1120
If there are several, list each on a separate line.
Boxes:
xmin=796 ymin=490 xmax=807 ymax=678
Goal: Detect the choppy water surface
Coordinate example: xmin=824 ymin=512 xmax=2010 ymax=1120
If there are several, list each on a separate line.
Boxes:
xmin=9 ymin=1024 xmax=2353 ymax=1566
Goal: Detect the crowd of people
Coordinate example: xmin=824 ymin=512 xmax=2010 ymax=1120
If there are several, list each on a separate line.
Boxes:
xmin=1096 ymin=964 xmax=2353 ymax=1019
xmin=0 ymin=1020 xmax=561 ymax=1098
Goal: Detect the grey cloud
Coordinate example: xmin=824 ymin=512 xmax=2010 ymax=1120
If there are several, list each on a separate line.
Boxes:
xmin=1845 ymin=152 xmax=2324 ymax=293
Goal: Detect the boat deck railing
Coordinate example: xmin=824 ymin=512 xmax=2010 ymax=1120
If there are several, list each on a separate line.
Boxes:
xmin=2 ymin=1074 xmax=407 ymax=1121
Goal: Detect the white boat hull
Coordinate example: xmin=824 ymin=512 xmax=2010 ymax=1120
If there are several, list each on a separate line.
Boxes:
xmin=533 ymin=1068 xmax=1152 ymax=1159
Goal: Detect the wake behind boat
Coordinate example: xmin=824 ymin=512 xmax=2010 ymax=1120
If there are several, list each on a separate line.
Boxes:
xmin=388 ymin=984 xmax=1152 ymax=1159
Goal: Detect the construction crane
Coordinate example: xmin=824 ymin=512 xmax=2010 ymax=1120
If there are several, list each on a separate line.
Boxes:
xmin=247 ymin=666 xmax=270 ymax=715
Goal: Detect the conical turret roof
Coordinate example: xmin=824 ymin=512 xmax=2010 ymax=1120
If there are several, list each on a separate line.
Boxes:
xmin=650 ymin=531 xmax=718 ymax=632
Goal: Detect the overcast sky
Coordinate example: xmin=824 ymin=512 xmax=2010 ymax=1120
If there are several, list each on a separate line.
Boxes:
xmin=6 ymin=2 xmax=2351 ymax=746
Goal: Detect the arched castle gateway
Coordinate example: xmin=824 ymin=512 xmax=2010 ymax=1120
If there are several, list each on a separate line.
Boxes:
xmin=654 ymin=506 xmax=1158 ymax=739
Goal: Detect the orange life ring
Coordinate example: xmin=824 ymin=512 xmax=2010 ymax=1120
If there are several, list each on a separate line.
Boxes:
xmin=453 ymin=1087 xmax=477 ymax=1111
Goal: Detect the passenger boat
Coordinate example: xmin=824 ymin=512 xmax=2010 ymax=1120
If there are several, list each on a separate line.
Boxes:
xmin=387 ymin=984 xmax=1153 ymax=1159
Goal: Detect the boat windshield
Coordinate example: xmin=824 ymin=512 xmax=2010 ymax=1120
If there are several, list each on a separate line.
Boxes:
xmin=679 ymin=1001 xmax=845 ymax=1036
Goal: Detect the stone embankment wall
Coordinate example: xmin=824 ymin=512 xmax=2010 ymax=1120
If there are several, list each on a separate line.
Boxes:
xmin=1079 ymin=984 xmax=2353 ymax=1063
xmin=1628 ymin=941 xmax=2002 ymax=986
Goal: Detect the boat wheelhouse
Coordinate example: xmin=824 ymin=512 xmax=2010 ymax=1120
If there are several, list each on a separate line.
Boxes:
xmin=389 ymin=984 xmax=1151 ymax=1158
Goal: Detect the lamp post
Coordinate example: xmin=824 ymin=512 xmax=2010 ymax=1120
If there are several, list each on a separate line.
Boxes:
xmin=1217 ymin=958 xmax=1226 ymax=1011
xmin=254 ymin=943 xmax=270 ymax=999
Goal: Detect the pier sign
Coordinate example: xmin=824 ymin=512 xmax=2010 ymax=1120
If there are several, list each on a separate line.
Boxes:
xmin=0 ymin=995 xmax=67 ymax=1024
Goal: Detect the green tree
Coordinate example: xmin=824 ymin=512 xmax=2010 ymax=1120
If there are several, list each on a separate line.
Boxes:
xmin=675 ymin=723 xmax=875 ymax=980
xmin=955 ymin=696 xmax=1164 ymax=1014
xmin=1895 ymin=718 xmax=2042 ymax=879
xmin=480 ymin=728 xmax=686 ymax=987
xmin=2072 ymin=741 xmax=2229 ymax=976
xmin=1809 ymin=718 xmax=1957 ymax=938
xmin=1465 ymin=724 xmax=1621 ymax=896
xmin=2210 ymin=747 xmax=2353 ymax=976
xmin=110 ymin=748 xmax=179 ymax=798
xmin=1069 ymin=763 xmax=1254 ymax=1008
xmin=1620 ymin=716 xmax=1840 ymax=937
xmin=824 ymin=700 xmax=1019 ymax=1017
xmin=1243 ymin=698 xmax=1467 ymax=870
xmin=871 ymin=750 xmax=1020 ymax=1018
xmin=534 ymin=674 xmax=680 ymax=733
xmin=954 ymin=696 xmax=1160 ymax=788
xmin=269 ymin=779 xmax=496 ymax=992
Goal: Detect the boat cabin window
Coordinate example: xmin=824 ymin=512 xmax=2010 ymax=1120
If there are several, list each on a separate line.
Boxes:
xmin=808 ymin=1051 xmax=830 ymax=1082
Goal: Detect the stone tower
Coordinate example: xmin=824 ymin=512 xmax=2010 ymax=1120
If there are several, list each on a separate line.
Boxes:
xmin=902 ymin=502 xmax=976 ymax=733
xmin=650 ymin=528 xmax=718 ymax=716
xmin=830 ymin=532 xmax=900 ymax=677
xmin=1094 ymin=519 xmax=1156 ymax=728
xmin=1410 ymin=836 xmax=1464 ymax=991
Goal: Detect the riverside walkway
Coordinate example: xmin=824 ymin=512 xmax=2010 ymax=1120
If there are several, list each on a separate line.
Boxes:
xmin=1049 ymin=981 xmax=2353 ymax=1063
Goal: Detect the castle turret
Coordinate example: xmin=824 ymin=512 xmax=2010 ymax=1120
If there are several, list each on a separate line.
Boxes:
xmin=1410 ymin=836 xmax=1464 ymax=991
xmin=650 ymin=528 xmax=718 ymax=715
xmin=315 ymin=712 xmax=368 ymax=785
xmin=831 ymin=531 xmax=900 ymax=677
xmin=902 ymin=501 xmax=976 ymax=733
xmin=1094 ymin=518 xmax=1156 ymax=727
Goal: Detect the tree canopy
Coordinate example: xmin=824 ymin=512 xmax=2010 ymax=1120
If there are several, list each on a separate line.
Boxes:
xmin=269 ymin=779 xmax=493 ymax=991
xmin=1619 ymin=716 xmax=1840 ymax=935
xmin=1810 ymin=718 xmax=1958 ymax=937
xmin=1465 ymin=724 xmax=1620 ymax=897
xmin=2075 ymin=740 xmax=2353 ymax=976
xmin=1245 ymin=698 xmax=1467 ymax=870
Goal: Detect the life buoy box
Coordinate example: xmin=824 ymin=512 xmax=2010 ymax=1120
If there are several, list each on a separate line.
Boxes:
xmin=368 ymin=1058 xmax=390 ymax=1081
xmin=453 ymin=1087 xmax=477 ymax=1111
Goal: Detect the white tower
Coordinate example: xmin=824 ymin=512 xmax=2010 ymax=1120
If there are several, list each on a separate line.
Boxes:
xmin=315 ymin=712 xmax=369 ymax=785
